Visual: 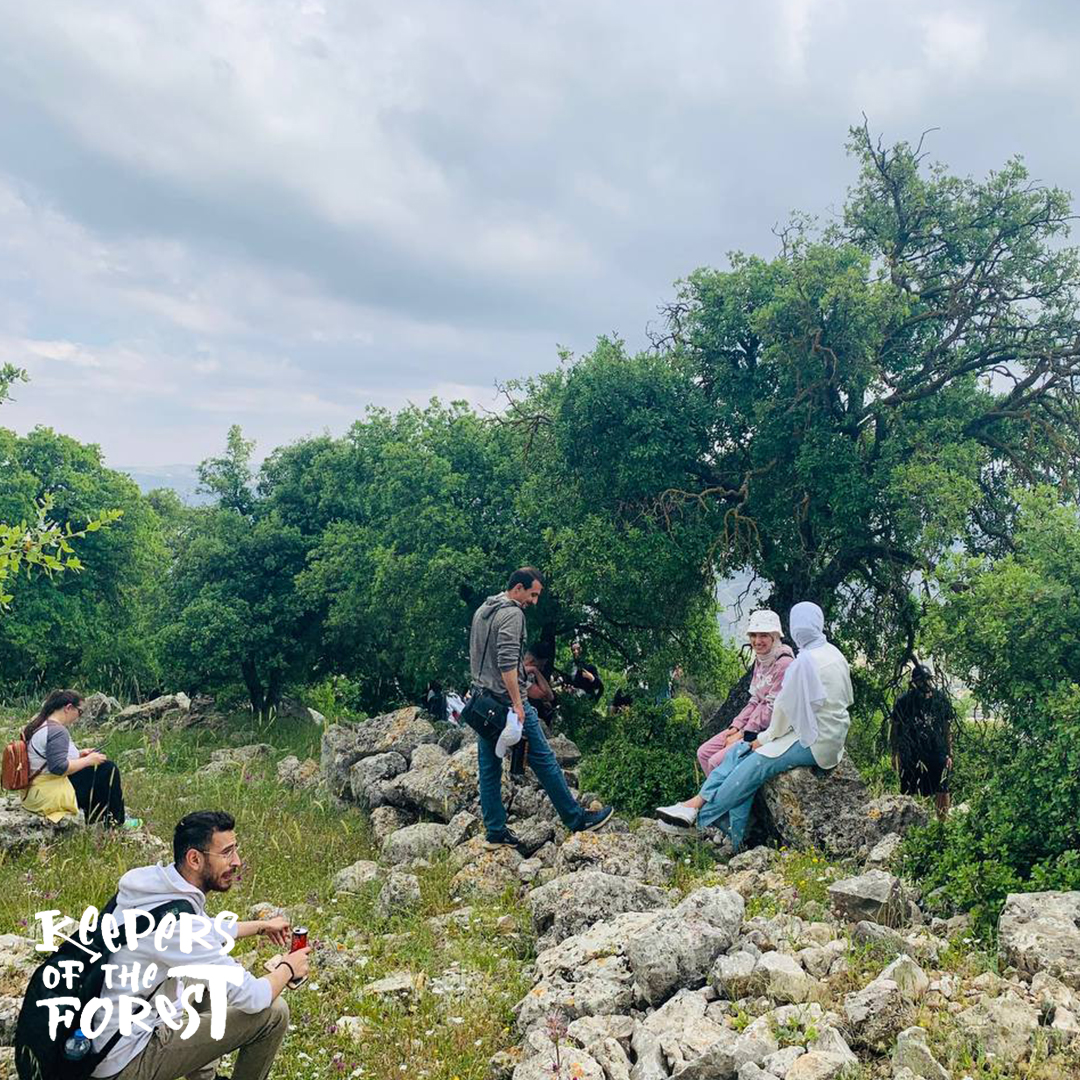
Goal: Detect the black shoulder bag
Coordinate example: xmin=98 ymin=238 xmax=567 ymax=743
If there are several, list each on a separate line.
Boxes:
xmin=460 ymin=617 xmax=514 ymax=745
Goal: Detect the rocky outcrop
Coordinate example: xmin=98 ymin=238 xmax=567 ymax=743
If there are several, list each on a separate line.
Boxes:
xmin=998 ymin=891 xmax=1080 ymax=988
xmin=321 ymin=707 xmax=438 ymax=796
xmin=753 ymin=758 xmax=927 ymax=859
xmin=198 ymin=743 xmax=275 ymax=777
xmin=0 ymin=795 xmax=81 ymax=853
xmin=276 ymin=755 xmax=320 ymax=789
xmin=114 ymin=693 xmax=192 ymax=727
xmin=892 ymin=1026 xmax=949 ymax=1080
xmin=81 ymin=691 xmax=120 ymax=723
xmin=554 ymin=829 xmax=673 ymax=884
xmin=332 ymin=859 xmax=384 ymax=893
xmin=955 ymin=992 xmax=1041 ymax=1059
xmin=448 ymin=837 xmax=524 ymax=896
xmin=349 ymin=752 xmax=408 ymax=810
xmin=827 ymin=870 xmax=906 ymax=927
xmin=528 ymin=871 xmax=668 ymax=947
xmin=381 ymin=743 xmax=486 ymax=821
xmin=375 ymin=870 xmax=422 ymax=918
xmin=381 ymin=821 xmax=453 ymax=864
xmin=843 ymin=955 xmax=928 ymax=1051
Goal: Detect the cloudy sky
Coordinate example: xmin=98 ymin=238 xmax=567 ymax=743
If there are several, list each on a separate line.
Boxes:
xmin=1 ymin=1 xmax=1079 ymax=468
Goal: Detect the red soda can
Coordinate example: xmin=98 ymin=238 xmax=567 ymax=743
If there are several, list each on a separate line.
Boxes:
xmin=289 ymin=927 xmax=308 ymax=952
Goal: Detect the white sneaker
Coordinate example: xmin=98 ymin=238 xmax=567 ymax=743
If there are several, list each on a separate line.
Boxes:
xmin=656 ymin=803 xmax=698 ymax=827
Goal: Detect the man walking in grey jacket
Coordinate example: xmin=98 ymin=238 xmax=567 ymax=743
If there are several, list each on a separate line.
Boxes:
xmin=470 ymin=567 xmax=613 ymax=847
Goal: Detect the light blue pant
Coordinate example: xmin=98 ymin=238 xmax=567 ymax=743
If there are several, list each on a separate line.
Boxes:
xmin=697 ymin=740 xmax=816 ymax=850
xmin=476 ymin=702 xmax=584 ymax=837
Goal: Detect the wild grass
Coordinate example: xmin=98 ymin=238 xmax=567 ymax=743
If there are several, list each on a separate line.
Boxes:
xmin=0 ymin=708 xmax=533 ymax=1080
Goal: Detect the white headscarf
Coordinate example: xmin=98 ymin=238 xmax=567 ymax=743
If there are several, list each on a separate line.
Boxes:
xmin=782 ymin=602 xmax=829 ymax=747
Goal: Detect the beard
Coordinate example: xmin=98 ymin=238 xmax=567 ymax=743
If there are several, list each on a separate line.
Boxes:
xmin=201 ymin=866 xmax=239 ymax=893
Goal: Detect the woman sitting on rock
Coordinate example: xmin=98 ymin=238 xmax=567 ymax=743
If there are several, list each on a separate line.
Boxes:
xmin=19 ymin=688 xmax=141 ymax=829
xmin=656 ymin=602 xmax=852 ymax=850
xmin=695 ymin=609 xmax=793 ymax=776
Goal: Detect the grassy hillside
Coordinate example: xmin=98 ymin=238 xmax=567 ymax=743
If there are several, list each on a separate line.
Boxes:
xmin=0 ymin=709 xmax=530 ymax=1080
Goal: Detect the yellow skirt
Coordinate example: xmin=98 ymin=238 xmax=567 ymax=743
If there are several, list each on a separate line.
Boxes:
xmin=20 ymin=772 xmax=80 ymax=823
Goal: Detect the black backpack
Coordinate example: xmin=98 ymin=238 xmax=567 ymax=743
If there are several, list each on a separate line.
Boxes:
xmin=16 ymin=894 xmax=194 ymax=1080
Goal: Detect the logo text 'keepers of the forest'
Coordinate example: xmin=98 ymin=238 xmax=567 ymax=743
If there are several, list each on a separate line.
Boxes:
xmin=34 ymin=905 xmax=243 ymax=1042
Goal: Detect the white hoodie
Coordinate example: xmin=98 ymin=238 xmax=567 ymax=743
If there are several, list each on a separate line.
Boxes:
xmin=91 ymin=863 xmax=272 ymax=1078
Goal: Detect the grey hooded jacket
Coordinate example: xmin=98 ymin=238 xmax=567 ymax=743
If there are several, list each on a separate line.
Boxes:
xmin=469 ymin=593 xmax=527 ymax=702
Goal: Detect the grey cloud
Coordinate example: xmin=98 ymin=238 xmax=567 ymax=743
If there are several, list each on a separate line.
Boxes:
xmin=2 ymin=1 xmax=1080 ymax=464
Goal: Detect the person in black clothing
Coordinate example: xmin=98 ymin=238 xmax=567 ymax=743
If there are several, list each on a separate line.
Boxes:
xmin=423 ymin=681 xmax=447 ymax=723
xmin=889 ymin=664 xmax=954 ymax=821
xmin=569 ymin=640 xmax=604 ymax=701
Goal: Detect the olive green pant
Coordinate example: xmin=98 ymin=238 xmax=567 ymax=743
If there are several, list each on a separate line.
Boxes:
xmin=107 ymin=996 xmax=290 ymax=1080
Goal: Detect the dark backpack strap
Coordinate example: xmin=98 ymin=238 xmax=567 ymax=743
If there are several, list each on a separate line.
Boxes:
xmin=87 ymin=897 xmax=197 ymax=1071
xmin=474 ymin=605 xmax=522 ymax=697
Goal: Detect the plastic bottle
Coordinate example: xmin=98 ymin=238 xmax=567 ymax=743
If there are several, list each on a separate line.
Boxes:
xmin=63 ymin=1028 xmax=92 ymax=1061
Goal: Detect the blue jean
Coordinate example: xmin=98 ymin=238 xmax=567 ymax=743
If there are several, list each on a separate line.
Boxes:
xmin=696 ymin=740 xmax=816 ymax=850
xmin=477 ymin=702 xmax=584 ymax=837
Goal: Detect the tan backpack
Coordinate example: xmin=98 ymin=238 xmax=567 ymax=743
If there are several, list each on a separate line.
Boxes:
xmin=2 ymin=729 xmax=43 ymax=791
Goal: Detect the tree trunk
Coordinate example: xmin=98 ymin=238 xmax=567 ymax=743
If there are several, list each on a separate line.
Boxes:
xmin=265 ymin=668 xmax=283 ymax=719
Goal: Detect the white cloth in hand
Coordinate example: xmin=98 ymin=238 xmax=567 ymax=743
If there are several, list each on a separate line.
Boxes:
xmin=495 ymin=709 xmax=523 ymax=759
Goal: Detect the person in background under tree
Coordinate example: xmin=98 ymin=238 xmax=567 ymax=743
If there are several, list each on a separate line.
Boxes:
xmin=524 ymin=649 xmax=557 ymax=725
xmin=568 ymin=640 xmax=604 ymax=701
xmin=889 ymin=663 xmax=954 ymax=821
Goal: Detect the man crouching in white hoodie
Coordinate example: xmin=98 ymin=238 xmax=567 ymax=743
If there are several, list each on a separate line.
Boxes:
xmin=90 ymin=810 xmax=309 ymax=1080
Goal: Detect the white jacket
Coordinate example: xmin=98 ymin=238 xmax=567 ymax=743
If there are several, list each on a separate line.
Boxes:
xmin=755 ymin=642 xmax=852 ymax=769
xmin=91 ymin=863 xmax=272 ymax=1077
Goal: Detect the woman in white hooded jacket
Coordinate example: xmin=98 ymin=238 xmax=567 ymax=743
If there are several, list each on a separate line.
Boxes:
xmin=657 ymin=602 xmax=852 ymax=851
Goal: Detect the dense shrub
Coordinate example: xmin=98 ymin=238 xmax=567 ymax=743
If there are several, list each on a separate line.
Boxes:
xmin=901 ymin=491 xmax=1080 ymax=936
xmin=578 ymin=696 xmax=700 ymax=818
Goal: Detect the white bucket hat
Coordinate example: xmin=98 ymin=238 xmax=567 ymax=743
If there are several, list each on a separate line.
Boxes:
xmin=746 ymin=609 xmax=783 ymax=635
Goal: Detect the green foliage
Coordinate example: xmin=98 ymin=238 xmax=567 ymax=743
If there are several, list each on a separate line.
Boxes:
xmin=511 ymin=345 xmax=735 ymax=687
xmin=0 ymin=364 xmax=28 ymax=408
xmin=285 ymin=403 xmax=526 ymax=711
xmin=197 ymin=423 xmax=257 ymax=515
xmin=578 ymin=696 xmax=701 ymax=817
xmin=0 ymin=424 xmax=158 ymax=695
xmin=902 ymin=490 xmax=1080 ymax=934
xmin=0 ymin=495 xmax=122 ymax=609
xmin=0 ymin=369 xmax=123 ymax=629
xmin=554 ymin=691 xmax=608 ymax=752
xmin=160 ymin=500 xmax=316 ymax=717
xmin=303 ymin=675 xmax=368 ymax=722
xmin=520 ymin=126 xmax=1080 ymax=671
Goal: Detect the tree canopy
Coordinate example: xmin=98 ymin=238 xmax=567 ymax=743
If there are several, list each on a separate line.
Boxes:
xmin=516 ymin=124 xmax=1080 ymax=669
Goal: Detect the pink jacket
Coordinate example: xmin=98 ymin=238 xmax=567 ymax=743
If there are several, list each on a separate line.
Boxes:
xmin=730 ymin=646 xmax=794 ymax=734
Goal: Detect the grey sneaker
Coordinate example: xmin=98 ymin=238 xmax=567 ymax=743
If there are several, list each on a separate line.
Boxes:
xmin=484 ymin=828 xmax=522 ymax=850
xmin=578 ymin=806 xmax=614 ymax=832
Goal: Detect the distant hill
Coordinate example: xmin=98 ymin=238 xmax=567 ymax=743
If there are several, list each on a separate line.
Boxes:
xmin=117 ymin=464 xmax=213 ymax=506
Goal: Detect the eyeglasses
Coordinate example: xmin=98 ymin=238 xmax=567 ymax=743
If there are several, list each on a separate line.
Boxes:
xmin=199 ymin=844 xmax=240 ymax=860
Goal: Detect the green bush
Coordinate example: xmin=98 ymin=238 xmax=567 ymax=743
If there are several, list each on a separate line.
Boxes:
xmin=579 ymin=696 xmax=701 ymax=818
xmin=901 ymin=490 xmax=1080 ymax=937
xmin=555 ymin=692 xmax=610 ymax=753
xmin=303 ymin=675 xmax=368 ymax=721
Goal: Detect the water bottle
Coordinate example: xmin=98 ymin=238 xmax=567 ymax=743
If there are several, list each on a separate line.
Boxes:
xmin=63 ymin=1028 xmax=92 ymax=1062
